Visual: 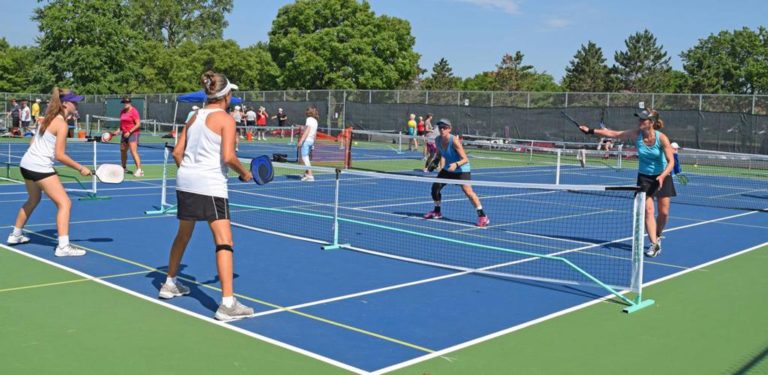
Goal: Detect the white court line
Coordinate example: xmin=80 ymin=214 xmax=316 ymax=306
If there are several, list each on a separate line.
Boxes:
xmin=0 ymin=243 xmax=367 ymax=375
xmin=240 ymin=205 xmax=765 ymax=332
xmin=371 ymin=239 xmax=768 ymax=374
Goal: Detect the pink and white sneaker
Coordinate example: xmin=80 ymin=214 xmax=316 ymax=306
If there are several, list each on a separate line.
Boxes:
xmin=423 ymin=210 xmax=443 ymax=219
xmin=476 ymin=216 xmax=490 ymax=227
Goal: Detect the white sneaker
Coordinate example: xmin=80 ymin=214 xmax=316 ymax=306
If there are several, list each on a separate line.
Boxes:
xmin=300 ymin=175 xmax=315 ymax=182
xmin=134 ymin=168 xmax=144 ymax=177
xmin=7 ymin=233 xmax=30 ymax=245
xmin=54 ymin=244 xmax=86 ymax=257
xmin=158 ymin=280 xmax=191 ymax=299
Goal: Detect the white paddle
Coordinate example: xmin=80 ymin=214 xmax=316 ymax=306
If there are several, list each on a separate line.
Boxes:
xmin=95 ymin=164 xmax=124 ymax=183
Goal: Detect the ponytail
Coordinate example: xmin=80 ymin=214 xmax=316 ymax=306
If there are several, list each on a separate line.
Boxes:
xmin=200 ymin=71 xmax=228 ymax=103
xmin=41 ymin=87 xmax=67 ymax=133
xmin=649 ymin=109 xmax=664 ymax=130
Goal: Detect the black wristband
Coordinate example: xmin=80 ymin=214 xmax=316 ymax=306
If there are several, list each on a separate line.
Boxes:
xmin=587 ymin=128 xmax=595 ymax=135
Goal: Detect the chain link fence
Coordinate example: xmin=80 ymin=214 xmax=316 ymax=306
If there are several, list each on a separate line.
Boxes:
xmin=3 ymin=90 xmax=767 ymax=153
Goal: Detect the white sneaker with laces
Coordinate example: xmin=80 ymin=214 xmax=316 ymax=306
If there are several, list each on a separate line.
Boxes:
xmin=158 ymin=280 xmax=191 ymax=299
xmin=54 ymin=244 xmax=86 ymax=257
xmin=300 ymin=175 xmax=315 ymax=182
xmin=134 ymin=168 xmax=144 ymax=177
xmin=7 ymin=233 xmax=30 ymax=245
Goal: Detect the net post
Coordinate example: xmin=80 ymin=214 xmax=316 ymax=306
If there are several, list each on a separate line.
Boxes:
xmin=322 ymin=168 xmax=348 ymax=250
xmin=91 ymin=137 xmax=97 ymax=194
xmin=145 ymin=144 xmax=176 ymax=215
xmin=624 ymin=190 xmax=655 ymax=313
xmin=555 ymin=149 xmax=561 ymax=185
xmin=289 ymin=125 xmax=296 ymax=145
xmin=398 ymin=131 xmax=403 ymax=153
xmin=77 ymin=139 xmax=110 ymax=201
xmin=617 ymin=144 xmax=623 ymax=169
xmin=529 ymin=140 xmax=534 ymax=163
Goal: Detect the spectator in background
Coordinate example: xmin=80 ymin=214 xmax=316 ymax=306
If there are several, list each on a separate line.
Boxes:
xmin=256 ymin=106 xmax=268 ymax=141
xmin=245 ymin=106 xmax=256 ymax=139
xmin=31 ymin=99 xmax=41 ymax=125
xmin=20 ymin=100 xmax=32 ymax=135
xmin=407 ymin=113 xmax=418 ymax=151
xmin=272 ymin=107 xmax=288 ymax=138
xmin=231 ymin=105 xmax=243 ymax=139
xmin=8 ymin=99 xmax=20 ymax=136
xmin=66 ymin=108 xmax=79 ymax=138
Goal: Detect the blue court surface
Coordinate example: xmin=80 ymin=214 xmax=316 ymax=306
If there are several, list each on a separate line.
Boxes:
xmin=1 ymin=159 xmax=767 ymax=373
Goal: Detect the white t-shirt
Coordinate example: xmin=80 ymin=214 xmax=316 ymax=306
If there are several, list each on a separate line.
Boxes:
xmin=246 ymin=110 xmax=257 ymax=121
xmin=176 ymin=109 xmax=229 ymax=199
xmin=304 ymin=117 xmax=318 ymax=143
xmin=20 ymin=107 xmax=31 ymax=122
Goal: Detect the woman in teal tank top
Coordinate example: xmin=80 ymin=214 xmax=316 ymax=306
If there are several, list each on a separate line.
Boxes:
xmin=423 ymin=118 xmax=490 ymax=227
xmin=578 ymin=109 xmax=675 ymax=258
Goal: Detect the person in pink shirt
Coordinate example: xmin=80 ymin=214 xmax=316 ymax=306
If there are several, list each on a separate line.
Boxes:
xmin=112 ymin=96 xmax=143 ymax=176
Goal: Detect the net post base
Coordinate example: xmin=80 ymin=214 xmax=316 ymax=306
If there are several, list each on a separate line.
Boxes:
xmin=145 ymin=205 xmax=177 ymax=215
xmin=623 ymin=299 xmax=655 ymax=314
xmin=322 ymin=243 xmax=349 ymax=251
xmin=79 ymin=194 xmax=110 ymax=201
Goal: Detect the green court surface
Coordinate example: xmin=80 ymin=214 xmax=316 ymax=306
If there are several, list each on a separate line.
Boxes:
xmin=0 ymin=248 xmax=346 ymax=375
xmin=391 ymin=245 xmax=768 ymax=375
xmin=2 ymin=244 xmax=765 ymax=374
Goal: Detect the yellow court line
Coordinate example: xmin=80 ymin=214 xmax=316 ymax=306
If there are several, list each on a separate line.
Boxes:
xmin=0 ymin=270 xmax=150 ymax=294
xmin=16 ymin=230 xmax=435 ymax=354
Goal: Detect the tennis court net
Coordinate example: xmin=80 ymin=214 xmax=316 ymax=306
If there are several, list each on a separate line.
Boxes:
xmin=345 ymin=130 xmax=768 ymax=211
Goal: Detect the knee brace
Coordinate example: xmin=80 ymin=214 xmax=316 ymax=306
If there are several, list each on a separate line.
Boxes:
xmin=215 ymin=244 xmax=233 ymax=253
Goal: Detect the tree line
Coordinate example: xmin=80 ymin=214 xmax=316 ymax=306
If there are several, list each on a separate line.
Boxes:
xmin=0 ymin=0 xmax=766 ymax=95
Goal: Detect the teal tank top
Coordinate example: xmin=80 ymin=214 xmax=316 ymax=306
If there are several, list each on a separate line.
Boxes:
xmin=636 ymin=130 xmax=666 ymax=175
xmin=437 ymin=134 xmax=471 ymax=173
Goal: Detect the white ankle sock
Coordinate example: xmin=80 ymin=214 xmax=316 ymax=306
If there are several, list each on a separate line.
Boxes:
xmin=12 ymin=227 xmax=22 ymax=236
xmin=222 ymin=296 xmax=235 ymax=308
xmin=58 ymin=235 xmax=70 ymax=247
xmin=165 ymin=276 xmax=176 ymax=286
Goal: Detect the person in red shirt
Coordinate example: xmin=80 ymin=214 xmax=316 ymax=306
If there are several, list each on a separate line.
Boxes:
xmin=112 ymin=96 xmax=143 ymax=176
xmin=256 ymin=106 xmax=268 ymax=141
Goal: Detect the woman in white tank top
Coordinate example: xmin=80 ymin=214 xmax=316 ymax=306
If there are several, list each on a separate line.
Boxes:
xmin=159 ymin=71 xmax=257 ymax=321
xmin=7 ymin=88 xmax=92 ymax=257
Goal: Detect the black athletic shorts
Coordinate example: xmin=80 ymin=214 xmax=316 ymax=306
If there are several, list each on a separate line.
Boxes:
xmin=436 ymin=169 xmax=471 ymax=180
xmin=637 ymin=173 xmax=676 ymax=198
xmin=176 ymin=190 xmax=230 ymax=221
xmin=20 ymin=167 xmax=57 ymax=182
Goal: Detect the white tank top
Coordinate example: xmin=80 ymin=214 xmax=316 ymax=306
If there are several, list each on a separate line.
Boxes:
xmin=176 ymin=109 xmax=229 ymax=198
xmin=20 ymin=127 xmax=57 ymax=173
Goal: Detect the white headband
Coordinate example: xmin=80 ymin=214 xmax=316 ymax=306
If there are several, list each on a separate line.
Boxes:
xmin=208 ymin=79 xmax=239 ymax=99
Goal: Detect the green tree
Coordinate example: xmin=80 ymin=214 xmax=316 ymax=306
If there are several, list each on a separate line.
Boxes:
xmin=461 ymin=71 xmax=495 ymax=91
xmin=613 ymin=30 xmax=671 ymax=92
xmin=34 ymin=0 xmax=142 ymax=94
xmin=563 ymin=41 xmax=609 ymax=92
xmin=0 ymin=39 xmax=51 ymax=92
xmin=268 ymin=0 xmax=420 ymax=89
xmin=526 ymin=72 xmax=561 ymax=92
xmin=662 ymin=70 xmax=691 ymax=93
xmin=129 ymin=0 xmax=233 ymax=48
xmin=681 ymin=27 xmax=768 ymax=94
xmin=493 ymin=51 xmax=534 ymax=91
xmin=421 ymin=58 xmax=461 ymax=90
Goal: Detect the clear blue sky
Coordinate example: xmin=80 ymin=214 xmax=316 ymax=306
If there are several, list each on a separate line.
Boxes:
xmin=2 ymin=0 xmax=767 ymax=81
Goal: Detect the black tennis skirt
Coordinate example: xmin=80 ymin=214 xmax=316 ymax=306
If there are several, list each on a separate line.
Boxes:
xmin=176 ymin=190 xmax=230 ymax=221
xmin=20 ymin=167 xmax=57 ymax=182
xmin=637 ymin=173 xmax=676 ymax=198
